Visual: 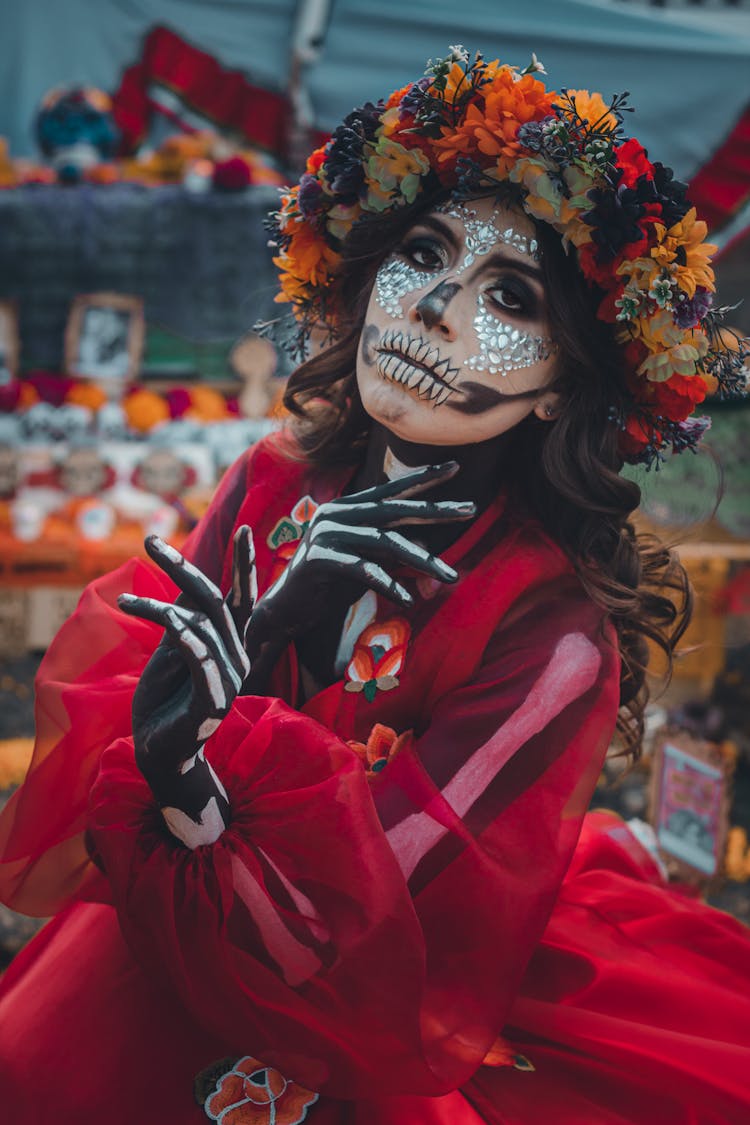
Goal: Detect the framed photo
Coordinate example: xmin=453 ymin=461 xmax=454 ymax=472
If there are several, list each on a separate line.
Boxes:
xmin=649 ymin=727 xmax=736 ymax=885
xmin=65 ymin=292 xmax=145 ymax=392
xmin=0 ymin=300 xmax=20 ymax=383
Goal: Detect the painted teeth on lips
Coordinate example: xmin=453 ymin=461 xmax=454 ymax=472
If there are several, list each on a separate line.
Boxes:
xmin=376 ymin=349 xmax=456 ymax=406
xmin=377 ymin=330 xmax=459 ymax=386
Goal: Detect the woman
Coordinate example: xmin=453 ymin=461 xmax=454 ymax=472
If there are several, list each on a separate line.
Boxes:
xmin=1 ymin=49 xmax=749 ymax=1124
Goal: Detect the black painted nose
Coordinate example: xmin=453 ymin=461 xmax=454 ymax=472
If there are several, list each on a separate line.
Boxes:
xmin=415 ymin=280 xmax=461 ymax=330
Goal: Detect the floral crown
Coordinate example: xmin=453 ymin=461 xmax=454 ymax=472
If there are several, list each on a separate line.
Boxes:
xmin=268 ymin=47 xmax=747 ymax=465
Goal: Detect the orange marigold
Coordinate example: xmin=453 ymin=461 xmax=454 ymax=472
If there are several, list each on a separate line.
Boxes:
xmin=273 ymin=220 xmax=340 ymax=307
xmin=432 ymin=69 xmax=556 ymax=176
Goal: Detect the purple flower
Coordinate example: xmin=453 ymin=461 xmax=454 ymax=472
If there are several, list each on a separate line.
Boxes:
xmin=673 ymin=286 xmax=713 ymax=328
xmin=325 ymin=101 xmax=383 ymax=201
xmin=400 ymin=77 xmax=431 ymax=117
xmin=297 ymin=173 xmax=325 ymax=219
xmin=672 ymin=415 xmax=711 ymax=452
xmin=584 ymin=181 xmax=647 ymax=262
xmin=651 ymin=162 xmax=690 ymax=228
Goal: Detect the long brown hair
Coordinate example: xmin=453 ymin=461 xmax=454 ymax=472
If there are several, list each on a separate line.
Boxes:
xmin=281 ymin=191 xmax=692 ymax=757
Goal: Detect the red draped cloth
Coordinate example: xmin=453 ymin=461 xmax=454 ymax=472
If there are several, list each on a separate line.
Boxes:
xmin=1 ymin=433 xmax=749 ymax=1123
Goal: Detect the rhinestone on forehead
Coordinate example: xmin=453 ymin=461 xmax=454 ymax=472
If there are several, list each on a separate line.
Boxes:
xmin=375 ymin=257 xmax=434 ymax=319
xmin=438 ymin=203 xmax=540 ymax=274
xmin=464 ymin=291 xmax=554 ymax=375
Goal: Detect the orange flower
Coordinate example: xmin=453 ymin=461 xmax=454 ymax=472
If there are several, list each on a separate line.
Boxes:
xmin=433 ymin=69 xmax=555 ymax=176
xmin=185 ymin=385 xmax=229 ymax=422
xmin=64 ymin=382 xmax=107 ymax=412
xmin=204 ymin=1056 xmax=318 ymax=1125
xmin=386 ymin=83 xmax=413 ymax=110
xmin=274 ymin=220 xmax=341 ymax=308
xmin=482 ymin=1034 xmax=536 ymax=1072
xmin=345 ymin=617 xmax=411 ymax=701
xmin=565 ymin=89 xmax=618 ymax=133
xmin=348 ymin=723 xmax=412 ymax=776
xmin=123 ymin=389 xmax=170 ymax=432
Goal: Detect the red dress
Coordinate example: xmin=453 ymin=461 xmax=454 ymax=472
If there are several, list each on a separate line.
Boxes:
xmin=1 ymin=433 xmax=749 ymax=1124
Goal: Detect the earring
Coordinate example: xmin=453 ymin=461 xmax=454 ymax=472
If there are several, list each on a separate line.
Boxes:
xmin=544 ymin=404 xmax=556 ymax=418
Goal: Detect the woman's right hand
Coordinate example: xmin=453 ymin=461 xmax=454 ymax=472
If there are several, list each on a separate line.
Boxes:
xmin=245 ymin=462 xmax=475 ymax=663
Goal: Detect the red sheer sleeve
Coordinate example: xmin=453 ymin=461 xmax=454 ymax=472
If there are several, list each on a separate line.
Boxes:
xmin=87 ymin=584 xmax=619 ymax=1099
xmin=0 ymin=447 xmax=254 ymax=916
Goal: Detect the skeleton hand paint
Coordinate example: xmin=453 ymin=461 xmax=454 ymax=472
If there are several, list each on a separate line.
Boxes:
xmin=243 ymin=464 xmax=475 ymax=691
xmin=118 ymin=527 xmax=256 ymax=847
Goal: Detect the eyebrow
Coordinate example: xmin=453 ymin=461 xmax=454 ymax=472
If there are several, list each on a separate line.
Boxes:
xmin=409 ymin=215 xmax=543 ymax=282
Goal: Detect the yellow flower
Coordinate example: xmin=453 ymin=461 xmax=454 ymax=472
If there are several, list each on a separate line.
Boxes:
xmin=650 ymin=207 xmax=716 ymax=298
xmin=510 ymin=158 xmax=592 ymax=246
xmin=364 ymin=138 xmax=431 ymax=211
xmin=634 ymin=315 xmax=709 ymax=381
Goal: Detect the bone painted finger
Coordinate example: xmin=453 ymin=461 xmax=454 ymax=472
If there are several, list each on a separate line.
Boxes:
xmin=144 ymin=535 xmax=225 ymax=613
xmin=146 ymin=536 xmax=249 ymax=674
xmin=169 ymin=606 xmax=247 ymax=694
xmin=317 ymin=525 xmax=459 ymax=583
xmin=305 ymin=544 xmax=413 ymax=605
xmin=119 ymin=595 xmax=233 ymax=713
xmin=132 ymin=595 xmax=245 ymax=699
xmin=329 ymin=498 xmax=476 ymax=528
xmin=331 ymin=461 xmax=460 ymax=505
xmin=228 ymin=525 xmax=257 ymax=642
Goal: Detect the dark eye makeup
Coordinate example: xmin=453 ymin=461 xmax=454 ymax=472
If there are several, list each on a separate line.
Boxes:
xmin=485 ymin=276 xmax=538 ymax=318
xmin=398 ymin=235 xmax=448 ymax=271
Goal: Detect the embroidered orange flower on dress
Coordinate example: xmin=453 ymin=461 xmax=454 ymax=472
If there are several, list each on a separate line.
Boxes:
xmin=482 ymin=1034 xmax=535 ymax=1073
xmin=203 ymin=1056 xmax=318 ymax=1125
xmin=348 ymin=723 xmax=412 ymax=776
xmin=344 ymin=618 xmax=411 ymax=702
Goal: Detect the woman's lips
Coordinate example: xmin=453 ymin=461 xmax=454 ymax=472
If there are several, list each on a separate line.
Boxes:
xmin=375 ymin=330 xmax=460 ymax=405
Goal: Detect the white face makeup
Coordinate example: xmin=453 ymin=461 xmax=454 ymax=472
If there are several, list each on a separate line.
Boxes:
xmin=465 ymin=291 xmax=554 ymax=375
xmin=357 ymin=197 xmax=560 ymax=448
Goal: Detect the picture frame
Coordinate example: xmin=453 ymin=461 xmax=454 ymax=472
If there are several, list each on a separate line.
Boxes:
xmin=649 ymin=727 xmax=736 ymax=886
xmin=64 ymin=292 xmax=145 ymax=393
xmin=0 ymin=300 xmax=20 ymax=383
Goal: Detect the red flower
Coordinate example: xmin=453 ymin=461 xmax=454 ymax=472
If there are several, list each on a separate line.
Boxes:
xmin=213 ymin=156 xmax=252 ymax=191
xmin=616 ymin=138 xmax=654 ymax=189
xmin=203 ymin=1056 xmax=318 ymax=1125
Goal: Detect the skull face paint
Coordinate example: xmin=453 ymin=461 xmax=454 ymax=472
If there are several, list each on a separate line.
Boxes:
xmin=357 ymin=197 xmax=560 ymax=448
xmin=436 ymin=202 xmax=540 ymax=275
xmin=464 ymin=291 xmax=555 ymax=375
xmin=375 ymin=257 xmax=434 ymax=319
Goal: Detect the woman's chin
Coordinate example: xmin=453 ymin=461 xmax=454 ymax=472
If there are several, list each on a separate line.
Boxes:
xmin=360 ymin=379 xmax=447 ymax=444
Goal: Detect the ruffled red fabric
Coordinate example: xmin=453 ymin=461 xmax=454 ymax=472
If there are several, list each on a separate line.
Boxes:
xmin=1 ymin=432 xmax=749 ymax=1123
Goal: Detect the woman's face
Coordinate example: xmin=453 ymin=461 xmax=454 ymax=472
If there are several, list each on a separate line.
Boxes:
xmin=356 ymin=197 xmax=561 ymax=446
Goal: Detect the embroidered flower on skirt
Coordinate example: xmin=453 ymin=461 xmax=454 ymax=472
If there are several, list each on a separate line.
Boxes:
xmin=344 ymin=617 xmax=411 ymax=702
xmin=482 ymin=1034 xmax=535 ymax=1072
xmin=197 ymin=1055 xmax=319 ymax=1125
xmin=348 ymin=722 xmax=412 ymax=776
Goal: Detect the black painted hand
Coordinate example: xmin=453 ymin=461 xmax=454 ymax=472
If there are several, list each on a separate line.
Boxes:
xmin=244 ymin=462 xmax=475 ymax=677
xmin=118 ymin=527 xmax=256 ymax=813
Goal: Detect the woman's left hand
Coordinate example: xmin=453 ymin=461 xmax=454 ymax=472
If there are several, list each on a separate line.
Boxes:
xmin=117 ymin=527 xmax=256 ymax=844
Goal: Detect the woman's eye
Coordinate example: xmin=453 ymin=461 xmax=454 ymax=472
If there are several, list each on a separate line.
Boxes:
xmin=401 ymin=239 xmax=446 ymax=271
xmin=486 ymin=280 xmax=534 ymax=316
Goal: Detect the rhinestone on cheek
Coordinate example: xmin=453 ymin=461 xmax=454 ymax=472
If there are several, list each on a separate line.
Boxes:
xmin=375 ymin=257 xmax=435 ymax=319
xmin=437 ymin=203 xmax=540 ymax=275
xmin=464 ymin=292 xmax=554 ymax=374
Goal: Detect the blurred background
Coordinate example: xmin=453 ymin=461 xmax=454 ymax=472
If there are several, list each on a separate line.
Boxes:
xmin=0 ymin=0 xmax=749 ymax=960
